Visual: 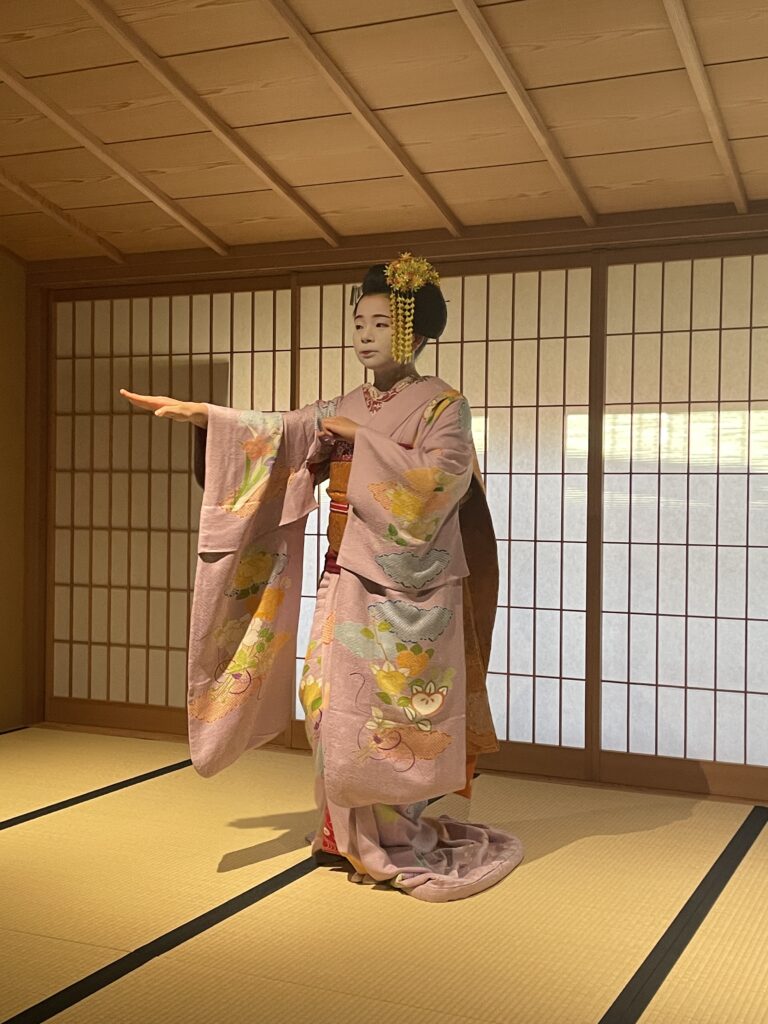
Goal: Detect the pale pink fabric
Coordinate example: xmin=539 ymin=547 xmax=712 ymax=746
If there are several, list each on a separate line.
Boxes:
xmin=188 ymin=377 xmax=524 ymax=899
xmin=303 ymin=572 xmax=523 ymax=903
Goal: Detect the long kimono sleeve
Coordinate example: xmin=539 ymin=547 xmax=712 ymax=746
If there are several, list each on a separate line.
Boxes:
xmin=336 ymin=393 xmax=475 ymax=590
xmin=187 ymin=399 xmax=334 ymax=777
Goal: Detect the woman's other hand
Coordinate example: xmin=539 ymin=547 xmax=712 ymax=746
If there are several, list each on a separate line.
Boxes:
xmin=119 ymin=389 xmax=208 ymax=427
xmin=318 ymin=416 xmax=360 ymax=441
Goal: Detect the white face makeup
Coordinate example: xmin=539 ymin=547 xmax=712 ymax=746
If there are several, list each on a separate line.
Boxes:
xmin=352 ymin=293 xmax=400 ymax=373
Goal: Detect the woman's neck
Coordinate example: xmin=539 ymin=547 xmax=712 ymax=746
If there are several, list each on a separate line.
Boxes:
xmin=372 ymin=362 xmax=420 ymax=391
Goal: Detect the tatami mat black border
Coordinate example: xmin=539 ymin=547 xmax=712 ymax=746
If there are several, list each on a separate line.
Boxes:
xmin=2 ymin=772 xmax=481 ymax=1021
xmin=1 ymin=759 xmax=475 ymax=832
xmin=0 ymin=726 xmax=30 ymax=736
xmin=3 ymin=774 xmax=764 ymax=1024
xmin=0 ymin=760 xmax=192 ymax=830
xmin=598 ymin=803 xmax=768 ymax=1024
xmin=2 ymin=858 xmax=320 ymax=1024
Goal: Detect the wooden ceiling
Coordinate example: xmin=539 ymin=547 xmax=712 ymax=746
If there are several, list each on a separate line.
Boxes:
xmin=0 ymin=0 xmax=766 ymax=266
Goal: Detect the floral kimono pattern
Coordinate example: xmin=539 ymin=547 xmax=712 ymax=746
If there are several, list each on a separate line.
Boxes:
xmin=189 ymin=376 xmax=523 ymax=900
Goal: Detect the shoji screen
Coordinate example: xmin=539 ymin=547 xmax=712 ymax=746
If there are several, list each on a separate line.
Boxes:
xmin=295 ymin=283 xmax=366 ymax=716
xmin=602 ymin=256 xmax=768 ymax=767
xmin=294 ymin=269 xmax=592 ymax=756
xmin=51 ymin=288 xmax=290 ymax=725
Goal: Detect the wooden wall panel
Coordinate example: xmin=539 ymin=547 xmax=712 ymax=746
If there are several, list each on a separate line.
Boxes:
xmin=70 ymin=202 xmax=207 ymax=252
xmin=235 ymin=116 xmax=396 ymax=186
xmin=0 ymin=0 xmax=131 ymax=77
xmin=109 ymin=133 xmax=277 ymax=198
xmin=201 ymin=0 xmax=510 ymax=37
xmin=32 ymin=64 xmax=205 ymax=142
xmin=710 ymin=59 xmax=768 ymax=140
xmin=483 ymin=0 xmax=682 ymax=88
xmin=733 ymin=137 xmax=768 ymax=198
xmin=0 ymin=149 xmax=144 ymax=209
xmin=428 ymin=163 xmax=575 ymax=224
xmin=108 ymin=0 xmax=286 ymax=56
xmin=296 ymin=177 xmax=443 ymax=235
xmin=291 ymin=0 xmax=455 ymax=33
xmin=315 ymin=13 xmax=501 ymax=109
xmin=0 ymin=85 xmax=81 ymax=157
xmin=167 ymin=40 xmax=346 ymax=126
xmin=0 ymin=212 xmax=103 ymax=260
xmin=537 ymin=71 xmax=707 ymax=158
xmin=379 ymin=95 xmax=541 ymax=171
xmin=0 ymin=190 xmax=35 ymax=217
xmin=574 ymin=144 xmax=728 ymax=213
xmin=687 ymin=0 xmax=768 ymax=64
xmin=180 ymin=192 xmax=323 ymax=244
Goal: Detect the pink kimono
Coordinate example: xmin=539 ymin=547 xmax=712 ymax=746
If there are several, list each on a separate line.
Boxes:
xmin=189 ymin=375 xmax=523 ymax=901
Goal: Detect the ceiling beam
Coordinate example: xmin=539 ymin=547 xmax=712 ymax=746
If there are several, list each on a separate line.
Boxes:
xmin=451 ymin=0 xmax=597 ymax=227
xmin=0 ymin=57 xmax=230 ymax=255
xmin=74 ymin=0 xmax=341 ymax=248
xmin=262 ymin=0 xmax=464 ymax=238
xmin=25 ymin=200 xmax=768 ymax=290
xmin=661 ymin=0 xmax=748 ymax=213
xmin=0 ymin=167 xmax=125 ymax=263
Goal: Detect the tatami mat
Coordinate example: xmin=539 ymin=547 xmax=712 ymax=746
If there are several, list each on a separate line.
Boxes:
xmin=639 ymin=827 xmax=768 ymax=1024
xmin=0 ymin=929 xmax=123 ymax=1021
xmin=1 ymin=742 xmax=319 ymax=1018
xmin=0 ymin=726 xmax=189 ymax=820
xmin=144 ymin=777 xmax=748 ymax=1024
xmin=6 ymin=729 xmax=753 ymax=1024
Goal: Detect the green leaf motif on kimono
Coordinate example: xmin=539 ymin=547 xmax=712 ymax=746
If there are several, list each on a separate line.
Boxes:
xmin=360 ymin=627 xmax=375 ymax=639
xmin=416 ymin=719 xmax=432 ymax=732
xmin=411 ymin=643 xmax=423 ymax=655
xmin=377 ymin=621 xmax=391 ymax=631
xmin=396 ymin=696 xmax=412 ymax=707
xmin=395 ymin=642 xmax=407 ymax=652
xmin=387 ymin=524 xmax=398 ymax=538
xmin=376 ymin=691 xmax=393 ymax=704
xmin=310 ymin=696 xmax=323 ymax=712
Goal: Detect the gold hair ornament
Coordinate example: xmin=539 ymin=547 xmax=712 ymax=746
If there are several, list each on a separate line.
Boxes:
xmin=384 ymin=252 xmax=440 ymax=364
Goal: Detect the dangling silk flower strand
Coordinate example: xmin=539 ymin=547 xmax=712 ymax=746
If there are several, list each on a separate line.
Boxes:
xmin=384 ymin=252 xmax=440 ymax=364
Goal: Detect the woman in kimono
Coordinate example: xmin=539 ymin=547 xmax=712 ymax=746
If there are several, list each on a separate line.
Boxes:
xmin=121 ymin=253 xmax=523 ymax=902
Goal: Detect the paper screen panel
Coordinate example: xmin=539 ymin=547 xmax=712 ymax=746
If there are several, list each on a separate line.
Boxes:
xmin=602 ymin=256 xmax=768 ymax=766
xmin=294 ymin=269 xmax=591 ymax=747
xmin=51 ymin=287 xmax=289 ymax=710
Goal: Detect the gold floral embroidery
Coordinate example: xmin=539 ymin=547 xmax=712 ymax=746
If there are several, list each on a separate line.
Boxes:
xmin=218 ymin=411 xmax=282 ymax=517
xmin=369 ymin=465 xmax=461 ymax=544
xmin=334 ymin=601 xmax=456 ymax=774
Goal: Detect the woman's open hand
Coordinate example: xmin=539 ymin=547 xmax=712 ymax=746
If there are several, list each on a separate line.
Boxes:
xmin=318 ymin=416 xmax=360 ymax=442
xmin=119 ymin=389 xmax=208 ymax=427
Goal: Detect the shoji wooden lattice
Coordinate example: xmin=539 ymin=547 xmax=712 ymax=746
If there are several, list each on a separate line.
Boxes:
xmin=602 ymin=256 xmax=768 ymax=766
xmin=51 ymin=288 xmax=291 ymax=712
xmin=294 ymin=270 xmax=592 ymax=751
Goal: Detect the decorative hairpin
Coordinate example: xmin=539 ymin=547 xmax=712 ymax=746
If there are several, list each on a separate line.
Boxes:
xmin=385 ymin=252 xmax=440 ymax=364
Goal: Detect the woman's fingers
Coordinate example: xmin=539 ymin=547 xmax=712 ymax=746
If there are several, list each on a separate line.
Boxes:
xmin=120 ymin=390 xmax=208 ymax=427
xmin=154 ymin=403 xmax=195 ymax=421
xmin=119 ymin=389 xmax=175 ymax=412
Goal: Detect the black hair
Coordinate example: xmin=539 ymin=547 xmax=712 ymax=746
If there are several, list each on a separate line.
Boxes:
xmin=354 ymin=263 xmax=447 ymax=341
